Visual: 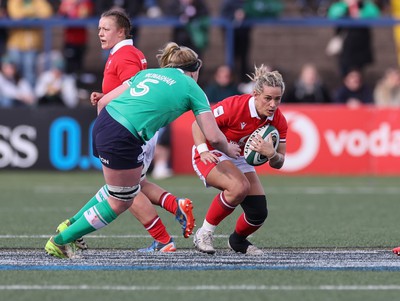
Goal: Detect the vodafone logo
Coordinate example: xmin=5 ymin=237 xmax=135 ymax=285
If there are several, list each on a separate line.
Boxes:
xmin=282 ymin=111 xmax=319 ymax=172
xmin=279 ymin=108 xmax=400 ymax=174
xmin=325 ymin=122 xmax=400 ymax=157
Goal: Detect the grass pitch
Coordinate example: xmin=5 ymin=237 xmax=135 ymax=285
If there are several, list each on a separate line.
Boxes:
xmin=0 ymin=171 xmax=399 ymax=301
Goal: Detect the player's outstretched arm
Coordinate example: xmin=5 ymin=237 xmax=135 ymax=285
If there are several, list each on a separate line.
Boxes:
xmin=195 ymin=112 xmax=240 ymax=159
xmin=192 ymin=121 xmax=220 ymax=164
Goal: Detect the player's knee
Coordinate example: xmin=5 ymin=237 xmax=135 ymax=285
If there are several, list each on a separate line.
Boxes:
xmin=241 ymin=195 xmax=268 ymax=225
xmin=247 ymin=207 xmax=268 ymax=225
xmin=229 ymin=178 xmax=250 ymax=201
xmin=107 ymin=184 xmax=141 ymax=202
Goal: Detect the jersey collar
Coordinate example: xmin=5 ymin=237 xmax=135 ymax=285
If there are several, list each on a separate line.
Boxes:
xmin=249 ymin=96 xmax=274 ymax=121
xmin=110 ymin=39 xmax=133 ymax=55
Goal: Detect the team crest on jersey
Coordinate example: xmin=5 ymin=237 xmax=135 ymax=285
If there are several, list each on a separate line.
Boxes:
xmin=240 ymin=122 xmax=247 ymax=129
xmin=213 ymin=106 xmax=224 ymax=117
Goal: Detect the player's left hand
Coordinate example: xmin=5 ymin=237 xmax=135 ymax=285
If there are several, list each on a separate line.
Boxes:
xmin=249 ymin=133 xmax=275 ymax=158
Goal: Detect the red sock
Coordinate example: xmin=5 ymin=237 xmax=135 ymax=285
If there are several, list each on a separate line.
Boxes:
xmin=205 ymin=192 xmax=236 ymax=226
xmin=235 ymin=213 xmax=262 ymax=237
xmin=159 ymin=192 xmax=178 ymax=214
xmin=143 ymin=216 xmax=171 ymax=244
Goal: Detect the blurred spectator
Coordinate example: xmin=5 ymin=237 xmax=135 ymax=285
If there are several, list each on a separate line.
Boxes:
xmin=296 ymin=0 xmax=332 ymax=16
xmin=373 ymin=67 xmax=400 ymax=107
xmin=327 ymin=0 xmax=381 ymax=78
xmin=58 ymin=0 xmax=94 ymax=77
xmin=333 ymin=68 xmax=374 ymax=107
xmin=164 ymin=0 xmax=210 ymax=57
xmin=0 ymin=1 xmax=8 ymax=58
xmin=0 ymin=55 xmax=36 ymax=107
xmin=374 ymin=0 xmax=390 ymax=12
xmin=220 ymin=0 xmax=283 ymax=83
xmin=35 ymin=56 xmax=79 ymax=108
xmin=204 ymin=64 xmax=240 ymax=104
xmin=284 ymin=63 xmax=332 ymax=103
xmin=95 ymin=0 xmax=162 ymax=18
xmin=36 ymin=50 xmax=63 ymax=76
xmin=145 ymin=0 xmax=163 ymax=18
xmin=48 ymin=0 xmax=61 ymax=11
xmin=6 ymin=0 xmax=53 ymax=87
xmin=94 ymin=0 xmax=121 ymax=16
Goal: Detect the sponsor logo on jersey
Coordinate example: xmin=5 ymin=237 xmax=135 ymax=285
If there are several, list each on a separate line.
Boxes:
xmin=213 ymin=106 xmax=224 ymax=117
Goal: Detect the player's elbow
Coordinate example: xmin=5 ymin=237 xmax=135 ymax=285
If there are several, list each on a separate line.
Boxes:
xmin=269 ymin=157 xmax=285 ymax=169
xmin=270 ymin=162 xmax=284 ymax=169
xmin=206 ymin=134 xmax=225 ymax=149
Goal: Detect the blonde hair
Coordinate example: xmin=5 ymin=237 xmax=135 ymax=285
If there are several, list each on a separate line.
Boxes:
xmin=156 ymin=42 xmax=200 ymax=70
xmin=248 ymin=65 xmax=285 ymax=95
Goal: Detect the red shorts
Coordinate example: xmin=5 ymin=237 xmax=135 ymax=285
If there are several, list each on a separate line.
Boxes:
xmin=192 ymin=146 xmax=220 ymax=181
xmin=192 ymin=146 xmax=255 ymax=187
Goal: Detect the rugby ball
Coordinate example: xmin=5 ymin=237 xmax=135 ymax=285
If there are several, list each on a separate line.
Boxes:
xmin=244 ymin=125 xmax=279 ymax=166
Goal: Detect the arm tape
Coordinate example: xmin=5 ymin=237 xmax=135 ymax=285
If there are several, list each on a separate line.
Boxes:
xmin=197 ymin=143 xmax=209 ymax=154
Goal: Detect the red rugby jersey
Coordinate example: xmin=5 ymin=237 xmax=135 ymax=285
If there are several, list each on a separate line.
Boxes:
xmin=102 ymin=40 xmax=147 ymax=94
xmin=209 ymin=94 xmax=287 ymax=154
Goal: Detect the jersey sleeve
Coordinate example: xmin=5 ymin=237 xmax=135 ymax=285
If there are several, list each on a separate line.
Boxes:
xmin=211 ymin=96 xmax=234 ymax=128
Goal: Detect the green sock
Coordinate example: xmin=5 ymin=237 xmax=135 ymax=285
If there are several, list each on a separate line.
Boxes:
xmin=69 ymin=185 xmax=109 ymax=224
xmin=54 ymin=200 xmax=117 ymax=245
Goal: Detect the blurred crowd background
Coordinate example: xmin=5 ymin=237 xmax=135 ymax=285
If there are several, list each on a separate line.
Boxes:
xmin=0 ymin=0 xmax=398 ymax=110
xmin=0 ymin=0 xmax=398 ymax=179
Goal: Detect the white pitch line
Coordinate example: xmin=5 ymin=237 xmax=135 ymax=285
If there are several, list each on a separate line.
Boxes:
xmin=33 ymin=186 xmax=400 ymax=195
xmin=0 ymin=234 xmax=229 ymax=239
xmin=1 ymin=285 xmax=400 ymax=291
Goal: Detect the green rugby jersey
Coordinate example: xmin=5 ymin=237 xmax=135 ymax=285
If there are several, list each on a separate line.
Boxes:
xmin=106 ymin=68 xmax=211 ymax=142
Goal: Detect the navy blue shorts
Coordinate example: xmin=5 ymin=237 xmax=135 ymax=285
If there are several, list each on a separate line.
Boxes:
xmin=92 ymin=109 xmax=144 ymax=170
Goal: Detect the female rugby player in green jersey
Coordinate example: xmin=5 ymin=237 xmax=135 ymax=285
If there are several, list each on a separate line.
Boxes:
xmin=45 ymin=42 xmax=241 ymax=258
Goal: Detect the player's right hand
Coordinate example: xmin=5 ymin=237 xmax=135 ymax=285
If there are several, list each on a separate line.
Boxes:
xmin=200 ymin=151 xmax=219 ymax=164
xmin=90 ymin=92 xmax=104 ymax=106
xmin=226 ymin=142 xmax=241 ymax=159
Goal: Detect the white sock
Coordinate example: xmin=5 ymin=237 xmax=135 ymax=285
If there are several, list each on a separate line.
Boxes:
xmin=201 ymin=220 xmax=216 ymax=233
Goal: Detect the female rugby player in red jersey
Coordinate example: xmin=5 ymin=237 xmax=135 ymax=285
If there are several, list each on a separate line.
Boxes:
xmin=192 ymin=66 xmax=288 ymax=255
